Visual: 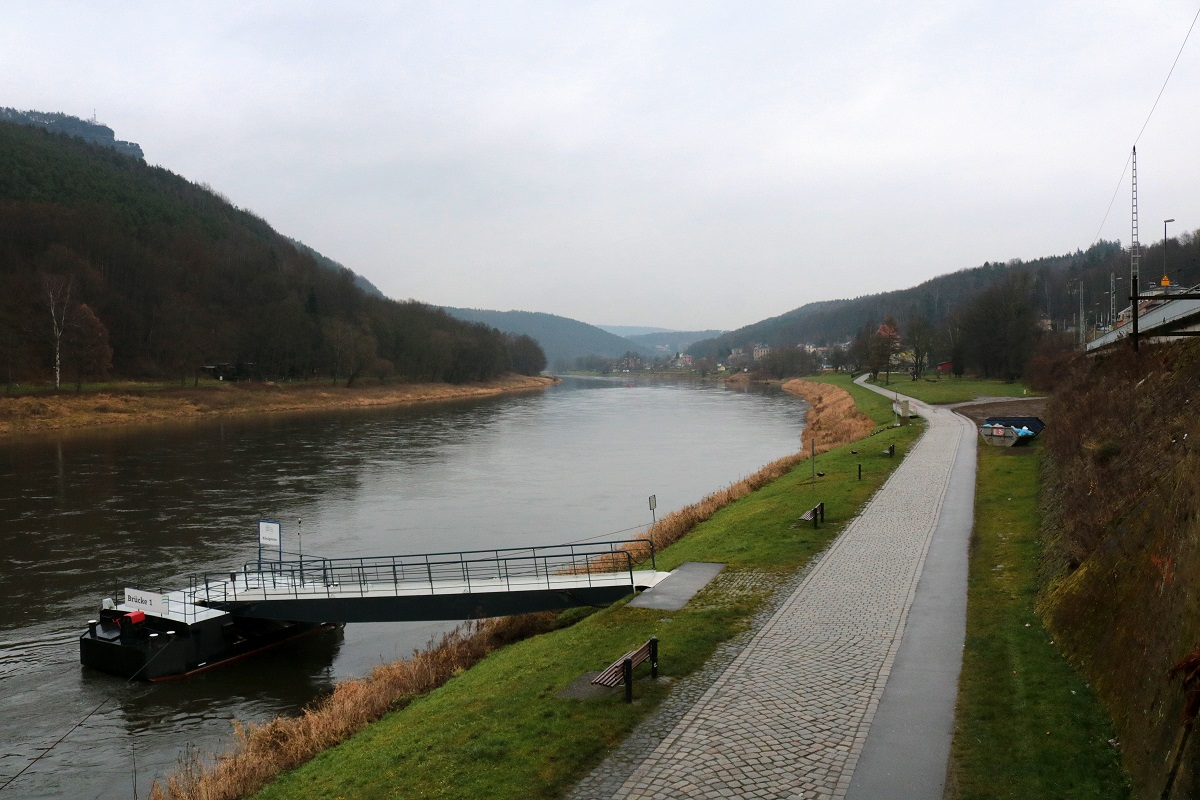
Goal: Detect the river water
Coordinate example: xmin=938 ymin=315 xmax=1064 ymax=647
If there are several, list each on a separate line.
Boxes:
xmin=0 ymin=377 xmax=807 ymax=798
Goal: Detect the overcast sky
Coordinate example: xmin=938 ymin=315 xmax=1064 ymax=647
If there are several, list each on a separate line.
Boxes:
xmin=4 ymin=2 xmax=1200 ymax=331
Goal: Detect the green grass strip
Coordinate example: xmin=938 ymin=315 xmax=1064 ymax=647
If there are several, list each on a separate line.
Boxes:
xmin=254 ymin=389 xmax=919 ymax=799
xmin=804 ymin=372 xmax=897 ymax=425
xmin=946 ymin=443 xmax=1129 ymax=799
xmin=862 ymin=376 xmax=1031 ymax=405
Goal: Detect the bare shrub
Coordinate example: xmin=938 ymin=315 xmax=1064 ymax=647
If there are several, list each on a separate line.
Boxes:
xmin=1024 ymin=332 xmax=1079 ymax=392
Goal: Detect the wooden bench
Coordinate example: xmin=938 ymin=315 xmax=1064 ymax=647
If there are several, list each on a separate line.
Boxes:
xmin=799 ymin=501 xmax=825 ymax=529
xmin=592 ymin=637 xmax=659 ymax=703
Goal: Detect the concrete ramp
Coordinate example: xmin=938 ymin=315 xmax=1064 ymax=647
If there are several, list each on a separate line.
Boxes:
xmin=627 ymin=562 xmax=724 ymax=610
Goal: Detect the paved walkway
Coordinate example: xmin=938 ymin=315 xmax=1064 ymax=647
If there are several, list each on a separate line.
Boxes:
xmin=570 ymin=380 xmax=975 ymax=800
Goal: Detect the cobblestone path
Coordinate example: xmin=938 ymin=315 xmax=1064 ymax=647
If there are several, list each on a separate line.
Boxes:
xmin=571 ymin=392 xmax=968 ymax=800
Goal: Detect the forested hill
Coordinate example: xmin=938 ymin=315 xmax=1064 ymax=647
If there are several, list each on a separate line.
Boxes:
xmin=0 ymin=119 xmax=545 ymax=387
xmin=442 ymin=307 xmax=654 ymax=370
xmin=688 ymin=241 xmax=1133 ymax=358
xmin=0 ymin=108 xmax=145 ymax=160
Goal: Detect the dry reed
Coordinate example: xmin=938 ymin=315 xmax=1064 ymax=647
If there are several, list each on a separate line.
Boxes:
xmin=150 ymin=613 xmax=557 ymax=800
xmin=781 ymin=379 xmax=875 ymax=455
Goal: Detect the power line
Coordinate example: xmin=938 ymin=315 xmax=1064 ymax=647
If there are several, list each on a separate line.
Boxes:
xmin=1091 ymin=4 xmax=1200 ymax=246
xmin=1133 ymin=4 xmax=1200 ymax=147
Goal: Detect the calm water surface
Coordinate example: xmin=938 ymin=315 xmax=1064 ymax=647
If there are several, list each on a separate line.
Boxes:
xmin=0 ymin=377 xmax=807 ymax=798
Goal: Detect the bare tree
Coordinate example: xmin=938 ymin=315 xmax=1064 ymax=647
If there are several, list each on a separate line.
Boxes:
xmin=870 ymin=319 xmax=901 ymax=383
xmin=904 ymin=315 xmax=935 ymax=380
xmin=40 ymin=273 xmax=73 ymax=389
xmin=64 ymin=304 xmax=113 ymax=390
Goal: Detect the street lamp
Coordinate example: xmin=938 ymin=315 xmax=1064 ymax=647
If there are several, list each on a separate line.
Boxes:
xmin=1165 ymin=218 xmax=1175 ymax=286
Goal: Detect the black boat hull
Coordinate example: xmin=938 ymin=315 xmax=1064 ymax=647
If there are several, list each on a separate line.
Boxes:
xmin=79 ymin=608 xmax=335 ymax=681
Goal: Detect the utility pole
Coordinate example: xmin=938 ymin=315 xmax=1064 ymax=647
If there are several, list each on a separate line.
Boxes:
xmin=1131 ymin=146 xmax=1140 ymax=352
xmin=1110 ymin=272 xmax=1119 ymax=330
xmin=1078 ymin=279 xmax=1085 ymax=347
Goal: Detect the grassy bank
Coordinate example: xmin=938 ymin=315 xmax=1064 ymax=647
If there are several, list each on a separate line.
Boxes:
xmin=153 ymin=378 xmax=919 ymax=800
xmin=946 ymin=442 xmax=1129 ymax=799
xmin=863 ymin=375 xmax=1031 ymax=405
xmin=0 ymin=374 xmax=555 ymax=436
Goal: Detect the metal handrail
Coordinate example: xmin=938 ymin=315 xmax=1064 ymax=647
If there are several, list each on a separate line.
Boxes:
xmin=188 ymin=539 xmax=655 ymax=604
xmin=251 ymin=538 xmax=654 ymax=573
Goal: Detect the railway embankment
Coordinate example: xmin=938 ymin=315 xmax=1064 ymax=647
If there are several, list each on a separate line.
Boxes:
xmin=1041 ymin=340 xmax=1200 ymax=799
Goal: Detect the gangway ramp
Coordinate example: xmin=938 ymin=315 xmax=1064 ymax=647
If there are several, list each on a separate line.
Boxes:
xmin=191 ymin=540 xmax=666 ymax=623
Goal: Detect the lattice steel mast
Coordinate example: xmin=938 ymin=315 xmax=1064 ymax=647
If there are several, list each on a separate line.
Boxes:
xmin=1131 ymin=146 xmax=1141 ymax=351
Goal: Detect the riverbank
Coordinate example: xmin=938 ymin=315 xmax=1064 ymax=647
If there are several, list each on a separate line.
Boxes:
xmin=151 ymin=376 xmax=911 ymax=800
xmin=782 ymin=377 xmax=876 ymax=454
xmin=0 ymin=374 xmax=556 ymax=437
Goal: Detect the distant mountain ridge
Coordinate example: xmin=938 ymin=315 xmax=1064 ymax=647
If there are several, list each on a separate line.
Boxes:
xmin=627 ymin=329 xmax=725 ymax=352
xmin=442 ymin=307 xmax=654 ymax=369
xmin=597 ymin=325 xmax=674 ymax=337
xmin=0 ymin=107 xmax=144 ymax=160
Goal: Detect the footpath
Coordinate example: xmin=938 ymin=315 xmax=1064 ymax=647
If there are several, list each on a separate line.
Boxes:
xmin=570 ymin=378 xmax=976 ymax=800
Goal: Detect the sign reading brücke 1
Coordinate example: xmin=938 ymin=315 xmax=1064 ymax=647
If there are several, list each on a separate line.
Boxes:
xmin=124 ymin=587 xmax=167 ymax=614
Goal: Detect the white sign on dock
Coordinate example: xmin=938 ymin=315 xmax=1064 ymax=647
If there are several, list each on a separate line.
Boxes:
xmin=258 ymin=520 xmax=281 ymax=546
xmin=124 ymin=587 xmax=167 ymax=614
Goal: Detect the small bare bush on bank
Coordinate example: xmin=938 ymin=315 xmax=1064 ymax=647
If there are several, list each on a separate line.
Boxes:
xmin=150 ymin=613 xmax=557 ymax=800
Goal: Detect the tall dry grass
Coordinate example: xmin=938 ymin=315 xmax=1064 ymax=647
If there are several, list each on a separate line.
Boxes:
xmin=781 ymin=379 xmax=875 ymax=455
xmin=150 ymin=614 xmax=557 ymax=800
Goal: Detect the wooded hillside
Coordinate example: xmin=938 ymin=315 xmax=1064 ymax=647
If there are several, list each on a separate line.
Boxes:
xmin=0 ymin=119 xmax=544 ymax=389
xmin=688 ymin=235 xmax=1200 ymax=381
xmin=442 ymin=307 xmax=652 ymax=370
xmin=689 ymin=242 xmax=1123 ymax=356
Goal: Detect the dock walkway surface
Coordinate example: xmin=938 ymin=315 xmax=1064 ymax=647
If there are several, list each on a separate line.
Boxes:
xmin=570 ymin=378 xmax=976 ymax=800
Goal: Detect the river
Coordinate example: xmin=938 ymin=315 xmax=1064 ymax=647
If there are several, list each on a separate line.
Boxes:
xmin=0 ymin=376 xmax=807 ymax=798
